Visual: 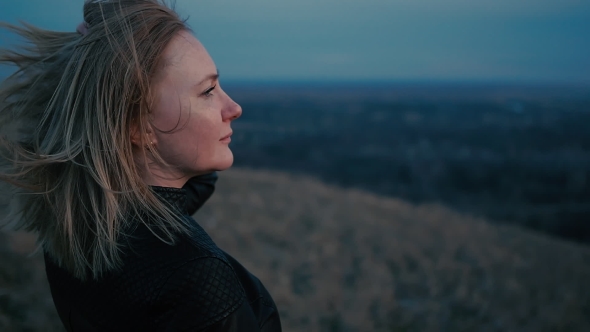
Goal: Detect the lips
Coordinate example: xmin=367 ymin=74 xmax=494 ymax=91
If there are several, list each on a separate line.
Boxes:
xmin=220 ymin=132 xmax=232 ymax=141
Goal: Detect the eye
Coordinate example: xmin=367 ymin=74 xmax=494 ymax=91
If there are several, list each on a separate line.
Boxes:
xmin=203 ymin=85 xmax=216 ymax=97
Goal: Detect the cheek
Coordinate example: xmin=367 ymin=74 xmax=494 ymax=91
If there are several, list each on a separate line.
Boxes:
xmin=179 ymin=114 xmax=224 ymax=168
xmin=188 ymin=112 xmax=218 ymax=146
xmin=152 ymin=96 xmax=184 ymax=132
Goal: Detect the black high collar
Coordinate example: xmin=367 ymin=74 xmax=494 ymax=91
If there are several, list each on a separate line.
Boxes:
xmin=150 ymin=186 xmax=189 ymax=215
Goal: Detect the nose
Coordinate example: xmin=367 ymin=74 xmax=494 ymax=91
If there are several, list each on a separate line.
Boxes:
xmin=222 ymin=93 xmax=242 ymax=121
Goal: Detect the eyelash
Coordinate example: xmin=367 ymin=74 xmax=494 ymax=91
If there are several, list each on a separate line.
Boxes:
xmin=203 ymin=85 xmax=217 ymax=97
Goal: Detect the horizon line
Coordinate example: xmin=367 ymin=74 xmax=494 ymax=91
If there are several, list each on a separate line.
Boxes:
xmin=221 ymin=79 xmax=590 ymax=88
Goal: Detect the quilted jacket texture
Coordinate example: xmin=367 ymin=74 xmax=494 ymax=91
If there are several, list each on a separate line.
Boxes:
xmin=44 ymin=172 xmax=282 ymax=331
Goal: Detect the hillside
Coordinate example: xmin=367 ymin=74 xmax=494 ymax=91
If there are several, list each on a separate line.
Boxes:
xmin=1 ymin=168 xmax=590 ymax=331
xmin=226 ymin=86 xmax=590 ymax=244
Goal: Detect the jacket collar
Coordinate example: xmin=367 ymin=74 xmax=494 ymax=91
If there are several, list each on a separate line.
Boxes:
xmin=150 ymin=186 xmax=189 ymax=215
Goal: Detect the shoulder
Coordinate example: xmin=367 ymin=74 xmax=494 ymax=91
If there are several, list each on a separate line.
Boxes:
xmin=152 ymin=256 xmax=245 ymax=330
xmin=124 ymin=215 xmax=219 ymax=259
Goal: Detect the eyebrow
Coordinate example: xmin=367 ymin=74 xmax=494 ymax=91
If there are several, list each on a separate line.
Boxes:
xmin=195 ymin=69 xmax=220 ymax=87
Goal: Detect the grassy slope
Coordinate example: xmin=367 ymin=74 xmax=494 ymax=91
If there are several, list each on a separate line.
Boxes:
xmin=1 ymin=168 xmax=590 ymax=331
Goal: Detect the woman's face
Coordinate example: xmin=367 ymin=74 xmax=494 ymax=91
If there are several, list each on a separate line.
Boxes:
xmin=142 ymin=30 xmax=242 ymax=187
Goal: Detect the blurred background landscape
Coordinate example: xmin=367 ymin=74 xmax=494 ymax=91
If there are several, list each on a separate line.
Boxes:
xmin=225 ymin=83 xmax=590 ymax=244
xmin=1 ymin=0 xmax=590 ymax=331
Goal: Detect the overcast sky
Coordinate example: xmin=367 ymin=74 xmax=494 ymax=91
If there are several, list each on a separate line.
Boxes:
xmin=0 ymin=0 xmax=589 ymax=84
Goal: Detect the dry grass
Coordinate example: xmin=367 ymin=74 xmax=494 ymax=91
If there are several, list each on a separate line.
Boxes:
xmin=0 ymin=229 xmax=63 ymax=331
xmin=1 ymin=168 xmax=590 ymax=331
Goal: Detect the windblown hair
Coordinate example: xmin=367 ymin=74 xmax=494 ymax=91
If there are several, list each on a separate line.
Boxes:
xmin=0 ymin=0 xmax=191 ymax=280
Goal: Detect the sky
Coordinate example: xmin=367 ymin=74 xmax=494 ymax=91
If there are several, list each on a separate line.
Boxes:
xmin=0 ymin=0 xmax=589 ymax=84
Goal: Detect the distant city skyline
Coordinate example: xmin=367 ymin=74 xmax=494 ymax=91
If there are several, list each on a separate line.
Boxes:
xmin=0 ymin=0 xmax=589 ymax=84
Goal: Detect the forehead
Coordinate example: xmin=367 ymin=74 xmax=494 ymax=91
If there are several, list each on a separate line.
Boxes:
xmin=157 ymin=31 xmax=216 ymax=87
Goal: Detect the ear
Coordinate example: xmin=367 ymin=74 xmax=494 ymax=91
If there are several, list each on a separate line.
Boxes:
xmin=130 ymin=119 xmax=155 ymax=148
xmin=130 ymin=119 xmax=142 ymax=147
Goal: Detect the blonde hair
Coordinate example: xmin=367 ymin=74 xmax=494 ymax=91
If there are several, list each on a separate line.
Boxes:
xmin=0 ymin=0 xmax=192 ymax=280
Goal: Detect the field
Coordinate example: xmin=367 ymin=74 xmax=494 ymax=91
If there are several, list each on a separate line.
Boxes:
xmin=2 ymin=168 xmax=590 ymax=331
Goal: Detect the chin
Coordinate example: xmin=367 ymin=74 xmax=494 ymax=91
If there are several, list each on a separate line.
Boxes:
xmin=213 ymin=150 xmax=234 ymax=171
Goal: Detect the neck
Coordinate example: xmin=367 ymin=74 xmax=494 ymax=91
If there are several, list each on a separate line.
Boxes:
xmin=141 ymin=171 xmax=190 ymax=189
xmin=133 ymin=150 xmax=190 ymax=188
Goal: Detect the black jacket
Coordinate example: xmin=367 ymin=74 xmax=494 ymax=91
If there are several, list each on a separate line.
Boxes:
xmin=44 ymin=172 xmax=282 ymax=331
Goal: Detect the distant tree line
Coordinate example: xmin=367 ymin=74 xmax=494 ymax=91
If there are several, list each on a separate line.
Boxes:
xmin=229 ymin=90 xmax=590 ymax=244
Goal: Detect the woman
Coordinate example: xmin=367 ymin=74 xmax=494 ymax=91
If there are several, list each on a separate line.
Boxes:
xmin=0 ymin=0 xmax=281 ymax=331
